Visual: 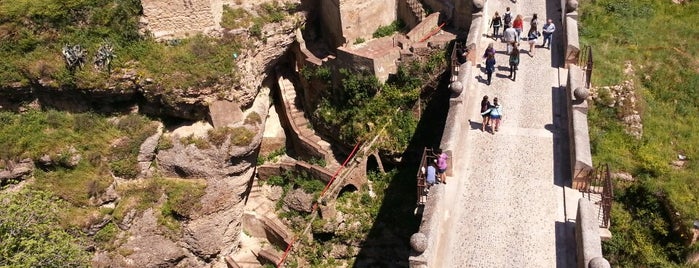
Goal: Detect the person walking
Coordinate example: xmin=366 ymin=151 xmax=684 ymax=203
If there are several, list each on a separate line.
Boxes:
xmin=513 ymin=15 xmax=524 ymax=40
xmin=542 ymin=18 xmax=556 ymax=49
xmin=530 ymin=13 xmax=539 ymax=30
xmin=490 ymin=12 xmax=503 ymax=40
xmin=484 ymin=53 xmax=496 ymax=86
xmin=481 ymin=98 xmax=503 ymax=133
xmin=503 ymin=26 xmax=518 ymax=54
xmin=527 ymin=27 xmax=540 ymax=56
xmin=503 ymin=7 xmax=513 ymax=28
xmin=509 ymin=45 xmax=520 ymax=81
xmin=480 ymin=95 xmax=492 ymax=131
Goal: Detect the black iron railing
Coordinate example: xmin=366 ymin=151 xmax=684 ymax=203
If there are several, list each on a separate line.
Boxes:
xmin=416 ymin=147 xmax=436 ymax=205
xmin=579 ymin=163 xmax=613 ymax=228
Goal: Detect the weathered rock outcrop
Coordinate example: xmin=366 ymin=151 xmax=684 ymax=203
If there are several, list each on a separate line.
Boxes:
xmin=0 ymin=159 xmax=34 ymax=184
xmin=95 ymin=209 xmax=190 ymax=267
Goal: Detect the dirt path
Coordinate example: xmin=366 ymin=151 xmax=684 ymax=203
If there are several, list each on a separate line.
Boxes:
xmin=431 ymin=0 xmax=577 ymax=266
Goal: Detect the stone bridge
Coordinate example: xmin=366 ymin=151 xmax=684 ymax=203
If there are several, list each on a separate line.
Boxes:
xmin=408 ymin=0 xmax=612 ymax=267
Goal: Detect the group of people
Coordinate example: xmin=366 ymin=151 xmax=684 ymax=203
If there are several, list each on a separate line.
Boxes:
xmin=425 ymin=149 xmax=449 ymax=187
xmin=480 ymin=95 xmax=503 ymax=133
xmin=482 ymin=8 xmax=556 ymax=83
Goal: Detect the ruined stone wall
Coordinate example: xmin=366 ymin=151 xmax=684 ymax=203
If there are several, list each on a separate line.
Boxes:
xmin=140 ymin=0 xmax=218 ymax=39
xmin=140 ymin=0 xmax=291 ymax=39
xmin=321 ymin=0 xmax=345 ymax=48
xmin=339 ymin=0 xmax=397 ymax=44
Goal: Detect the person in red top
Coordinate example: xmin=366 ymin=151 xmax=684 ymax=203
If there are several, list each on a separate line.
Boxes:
xmin=513 ymin=14 xmax=524 ymax=40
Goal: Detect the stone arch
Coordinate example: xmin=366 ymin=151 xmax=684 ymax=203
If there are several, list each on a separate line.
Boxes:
xmin=366 ymin=153 xmax=385 ymax=176
xmin=338 ymin=184 xmax=358 ymax=198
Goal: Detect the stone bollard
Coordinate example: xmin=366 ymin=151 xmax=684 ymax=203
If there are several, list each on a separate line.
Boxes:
xmin=574 ymin=87 xmax=590 ymax=101
xmin=410 ymin=233 xmax=428 ymax=253
xmin=450 ymin=81 xmax=464 ymax=96
xmin=566 ymin=0 xmax=579 ymax=13
xmin=473 ymin=0 xmax=485 ymax=11
xmin=589 ymin=257 xmax=611 ymax=268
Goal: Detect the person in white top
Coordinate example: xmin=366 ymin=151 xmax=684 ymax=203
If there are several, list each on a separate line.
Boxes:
xmin=542 ymin=18 xmax=556 ymax=49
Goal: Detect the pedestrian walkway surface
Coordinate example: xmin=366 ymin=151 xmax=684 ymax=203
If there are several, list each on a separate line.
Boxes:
xmin=431 ymin=0 xmax=576 ymax=266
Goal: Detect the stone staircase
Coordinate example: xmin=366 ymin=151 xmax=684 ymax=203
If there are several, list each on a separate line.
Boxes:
xmin=406 ymin=0 xmax=426 ymax=22
xmin=277 ymin=72 xmax=340 ymax=171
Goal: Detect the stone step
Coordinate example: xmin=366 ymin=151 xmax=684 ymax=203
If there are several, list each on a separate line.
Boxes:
xmin=317 ymin=140 xmax=330 ymax=148
xmin=308 ymin=135 xmax=321 ymax=143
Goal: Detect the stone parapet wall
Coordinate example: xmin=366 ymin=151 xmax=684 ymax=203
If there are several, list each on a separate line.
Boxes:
xmin=409 ymin=185 xmax=446 ymax=267
xmin=575 ymin=199 xmax=611 ymax=268
xmin=564 ymin=16 xmax=581 ymax=68
xmin=566 ymin=65 xmax=593 ymax=189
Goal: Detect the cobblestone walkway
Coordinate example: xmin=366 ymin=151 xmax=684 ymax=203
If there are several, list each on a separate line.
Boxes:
xmin=432 ymin=0 xmax=576 ymax=266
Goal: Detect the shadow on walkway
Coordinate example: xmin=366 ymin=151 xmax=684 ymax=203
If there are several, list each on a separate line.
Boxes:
xmin=352 ymin=73 xmax=452 ymax=267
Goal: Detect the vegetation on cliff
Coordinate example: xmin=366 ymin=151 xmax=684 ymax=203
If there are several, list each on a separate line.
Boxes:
xmin=580 ymin=0 xmax=699 ymax=266
xmin=311 ymin=50 xmax=447 ymax=155
xmin=0 ymin=0 xmax=242 ymax=90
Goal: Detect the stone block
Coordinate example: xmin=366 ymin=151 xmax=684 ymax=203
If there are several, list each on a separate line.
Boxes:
xmin=565 ymin=16 xmax=581 ymax=68
xmin=570 ymin=109 xmax=593 ymax=189
xmin=407 ymin=13 xmax=441 ymax=41
xmin=208 ymin=100 xmax=243 ymax=128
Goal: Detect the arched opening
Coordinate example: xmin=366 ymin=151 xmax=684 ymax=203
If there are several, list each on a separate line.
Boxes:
xmin=366 ymin=154 xmax=381 ymax=175
xmin=338 ymin=184 xmax=358 ymax=198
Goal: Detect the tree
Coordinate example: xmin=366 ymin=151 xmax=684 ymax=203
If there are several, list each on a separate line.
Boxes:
xmin=0 ymin=190 xmax=89 ymax=267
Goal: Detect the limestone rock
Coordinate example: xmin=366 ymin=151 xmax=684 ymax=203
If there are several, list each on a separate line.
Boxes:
xmin=283 ymin=188 xmax=314 ymax=213
xmin=89 ymin=183 xmax=119 ymax=206
xmin=109 ymin=209 xmax=187 ymax=267
xmin=611 ymin=172 xmax=634 ymax=182
xmin=0 ymin=159 xmax=34 ymax=183
xmin=183 ymin=207 xmax=242 ymax=261
xmin=137 ymin=122 xmax=163 ymax=162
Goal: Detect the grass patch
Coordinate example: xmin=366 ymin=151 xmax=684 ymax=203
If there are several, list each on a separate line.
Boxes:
xmin=580 ymin=0 xmax=699 ymax=266
xmin=230 ymin=127 xmax=255 ymax=147
xmin=372 ymin=20 xmax=405 ymax=38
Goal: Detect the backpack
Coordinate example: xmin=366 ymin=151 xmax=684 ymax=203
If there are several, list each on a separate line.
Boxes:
xmin=504 ymin=13 xmax=512 ymax=26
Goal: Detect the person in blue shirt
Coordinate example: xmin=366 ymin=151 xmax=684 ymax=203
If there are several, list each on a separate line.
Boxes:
xmin=426 ymin=161 xmax=437 ymax=186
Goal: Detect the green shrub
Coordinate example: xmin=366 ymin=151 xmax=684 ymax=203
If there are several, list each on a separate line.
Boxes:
xmin=157 ymin=136 xmax=174 ymax=150
xmin=354 ymin=37 xmax=365 ymax=44
xmin=372 ymin=20 xmax=404 ymax=38
xmin=245 ymin=112 xmax=262 ymax=125
xmin=208 ymin=127 xmax=231 ymax=147
xmin=180 ymin=134 xmax=211 ymax=149
xmin=230 ymin=127 xmax=255 ymax=147
xmin=0 ymin=190 xmax=90 ymax=267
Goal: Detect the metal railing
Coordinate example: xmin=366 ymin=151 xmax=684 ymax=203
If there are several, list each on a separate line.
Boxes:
xmin=416 ymin=147 xmax=436 ymax=205
xmin=579 ymin=163 xmax=613 ymax=228
xmin=579 ymin=45 xmax=593 ymax=88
